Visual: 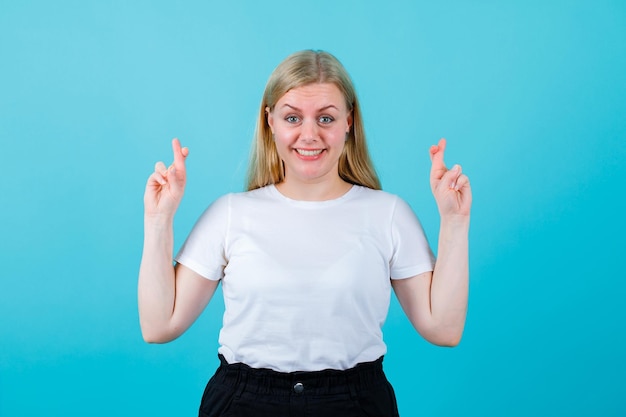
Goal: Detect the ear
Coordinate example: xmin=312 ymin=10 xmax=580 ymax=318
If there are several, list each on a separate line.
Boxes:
xmin=346 ymin=111 xmax=353 ymax=133
xmin=266 ymin=106 xmax=274 ymax=133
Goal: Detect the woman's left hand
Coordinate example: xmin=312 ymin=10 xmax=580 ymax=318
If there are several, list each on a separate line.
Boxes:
xmin=429 ymin=138 xmax=472 ymax=218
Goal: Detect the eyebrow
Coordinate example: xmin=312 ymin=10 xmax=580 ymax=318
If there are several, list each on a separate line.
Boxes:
xmin=280 ymin=104 xmax=339 ymax=112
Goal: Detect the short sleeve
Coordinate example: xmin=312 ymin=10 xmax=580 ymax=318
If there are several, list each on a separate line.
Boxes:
xmin=174 ymin=194 xmax=230 ymax=281
xmin=389 ymin=197 xmax=436 ymax=279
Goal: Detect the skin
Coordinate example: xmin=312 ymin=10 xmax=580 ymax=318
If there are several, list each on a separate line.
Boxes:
xmin=138 ymin=84 xmax=471 ymax=346
xmin=266 ymin=83 xmax=353 ymax=201
xmin=139 ymin=139 xmax=218 ymax=342
xmin=392 ymin=138 xmax=471 ymax=346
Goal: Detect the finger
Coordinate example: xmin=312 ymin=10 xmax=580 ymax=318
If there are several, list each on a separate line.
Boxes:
xmin=167 ymin=164 xmax=186 ymax=194
xmin=429 ymin=138 xmax=446 ymax=161
xmin=439 ymin=164 xmax=461 ymax=190
xmin=430 ymin=138 xmax=448 ymax=181
xmin=155 ymin=161 xmax=167 ymax=175
xmin=454 ymin=173 xmax=470 ymax=191
xmin=430 ymin=138 xmax=446 ymax=158
xmin=148 ymin=170 xmax=167 ymax=186
xmin=171 ymin=138 xmax=188 ymax=172
xmin=445 ymin=165 xmax=462 ymax=190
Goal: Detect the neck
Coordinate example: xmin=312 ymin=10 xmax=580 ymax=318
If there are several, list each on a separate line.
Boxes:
xmin=275 ymin=177 xmax=353 ymax=201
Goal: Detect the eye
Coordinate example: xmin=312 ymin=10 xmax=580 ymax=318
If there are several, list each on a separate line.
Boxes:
xmin=285 ymin=115 xmax=300 ymax=123
xmin=319 ymin=116 xmax=334 ymax=124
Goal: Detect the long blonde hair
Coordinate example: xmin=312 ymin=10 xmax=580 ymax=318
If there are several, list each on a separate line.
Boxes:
xmin=246 ymin=50 xmax=381 ymax=191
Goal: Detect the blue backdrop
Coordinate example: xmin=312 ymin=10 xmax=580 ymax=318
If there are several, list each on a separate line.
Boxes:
xmin=1 ymin=1 xmax=625 ymax=416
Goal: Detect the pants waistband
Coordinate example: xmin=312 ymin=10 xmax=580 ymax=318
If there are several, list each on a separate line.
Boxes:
xmin=213 ymin=354 xmax=387 ymax=397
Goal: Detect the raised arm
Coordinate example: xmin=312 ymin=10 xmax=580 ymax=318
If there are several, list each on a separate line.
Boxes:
xmin=138 ymin=138 xmax=219 ymax=343
xmin=392 ymin=138 xmax=471 ymax=346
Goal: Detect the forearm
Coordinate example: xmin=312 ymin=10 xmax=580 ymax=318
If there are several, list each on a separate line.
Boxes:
xmin=430 ymin=216 xmax=470 ymax=344
xmin=138 ymin=215 xmax=177 ymax=342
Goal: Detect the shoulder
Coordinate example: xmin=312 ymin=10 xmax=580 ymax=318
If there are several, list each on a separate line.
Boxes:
xmin=351 ymin=186 xmax=402 ymax=206
xmin=353 ymin=186 xmax=421 ymax=222
xmin=227 ymin=185 xmax=277 ymax=205
xmin=208 ymin=186 xmax=274 ymax=204
xmin=207 ymin=186 xmax=283 ymax=215
xmin=190 ymin=188 xmax=272 ymax=229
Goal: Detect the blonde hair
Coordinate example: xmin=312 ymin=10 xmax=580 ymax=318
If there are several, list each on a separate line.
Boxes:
xmin=246 ymin=50 xmax=381 ymax=191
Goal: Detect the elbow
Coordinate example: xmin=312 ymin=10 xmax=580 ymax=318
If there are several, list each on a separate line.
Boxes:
xmin=142 ymin=332 xmax=170 ymax=344
xmin=421 ymin=326 xmax=464 ymax=347
xmin=417 ymin=313 xmax=466 ymax=347
xmin=140 ymin=322 xmax=178 ymax=344
xmin=431 ymin=334 xmax=463 ymax=347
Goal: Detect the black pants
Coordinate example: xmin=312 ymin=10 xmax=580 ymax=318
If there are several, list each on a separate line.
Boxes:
xmin=199 ymin=355 xmax=400 ymax=417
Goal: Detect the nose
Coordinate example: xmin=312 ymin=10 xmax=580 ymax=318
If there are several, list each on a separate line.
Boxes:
xmin=300 ymin=119 xmax=319 ymax=142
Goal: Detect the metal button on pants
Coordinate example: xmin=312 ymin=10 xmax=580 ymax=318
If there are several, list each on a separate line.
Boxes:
xmin=293 ymin=382 xmax=304 ymax=394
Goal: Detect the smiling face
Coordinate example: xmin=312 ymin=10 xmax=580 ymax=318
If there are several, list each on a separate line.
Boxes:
xmin=267 ymin=83 xmax=353 ymax=190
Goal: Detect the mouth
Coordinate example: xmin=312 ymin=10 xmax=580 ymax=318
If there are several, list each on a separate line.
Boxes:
xmin=295 ymin=149 xmax=324 ymax=156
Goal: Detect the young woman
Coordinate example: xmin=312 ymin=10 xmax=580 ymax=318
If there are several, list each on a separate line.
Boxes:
xmin=139 ymin=50 xmax=471 ymax=417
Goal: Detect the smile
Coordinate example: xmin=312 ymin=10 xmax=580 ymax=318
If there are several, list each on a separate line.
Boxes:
xmin=295 ymin=149 xmax=324 ymax=156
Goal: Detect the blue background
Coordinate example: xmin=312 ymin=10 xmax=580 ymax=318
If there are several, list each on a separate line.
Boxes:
xmin=1 ymin=1 xmax=625 ymax=416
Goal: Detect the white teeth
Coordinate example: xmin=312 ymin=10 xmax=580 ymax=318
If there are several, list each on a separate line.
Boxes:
xmin=296 ymin=149 xmax=323 ymax=156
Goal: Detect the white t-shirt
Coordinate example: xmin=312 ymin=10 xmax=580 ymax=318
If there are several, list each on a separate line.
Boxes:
xmin=175 ymin=185 xmax=435 ymax=372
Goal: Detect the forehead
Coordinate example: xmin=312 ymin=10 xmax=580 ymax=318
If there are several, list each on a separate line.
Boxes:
xmin=276 ymin=83 xmax=346 ymax=109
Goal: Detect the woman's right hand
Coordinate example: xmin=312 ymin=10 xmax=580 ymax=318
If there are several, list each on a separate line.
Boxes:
xmin=144 ymin=138 xmax=189 ymax=219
